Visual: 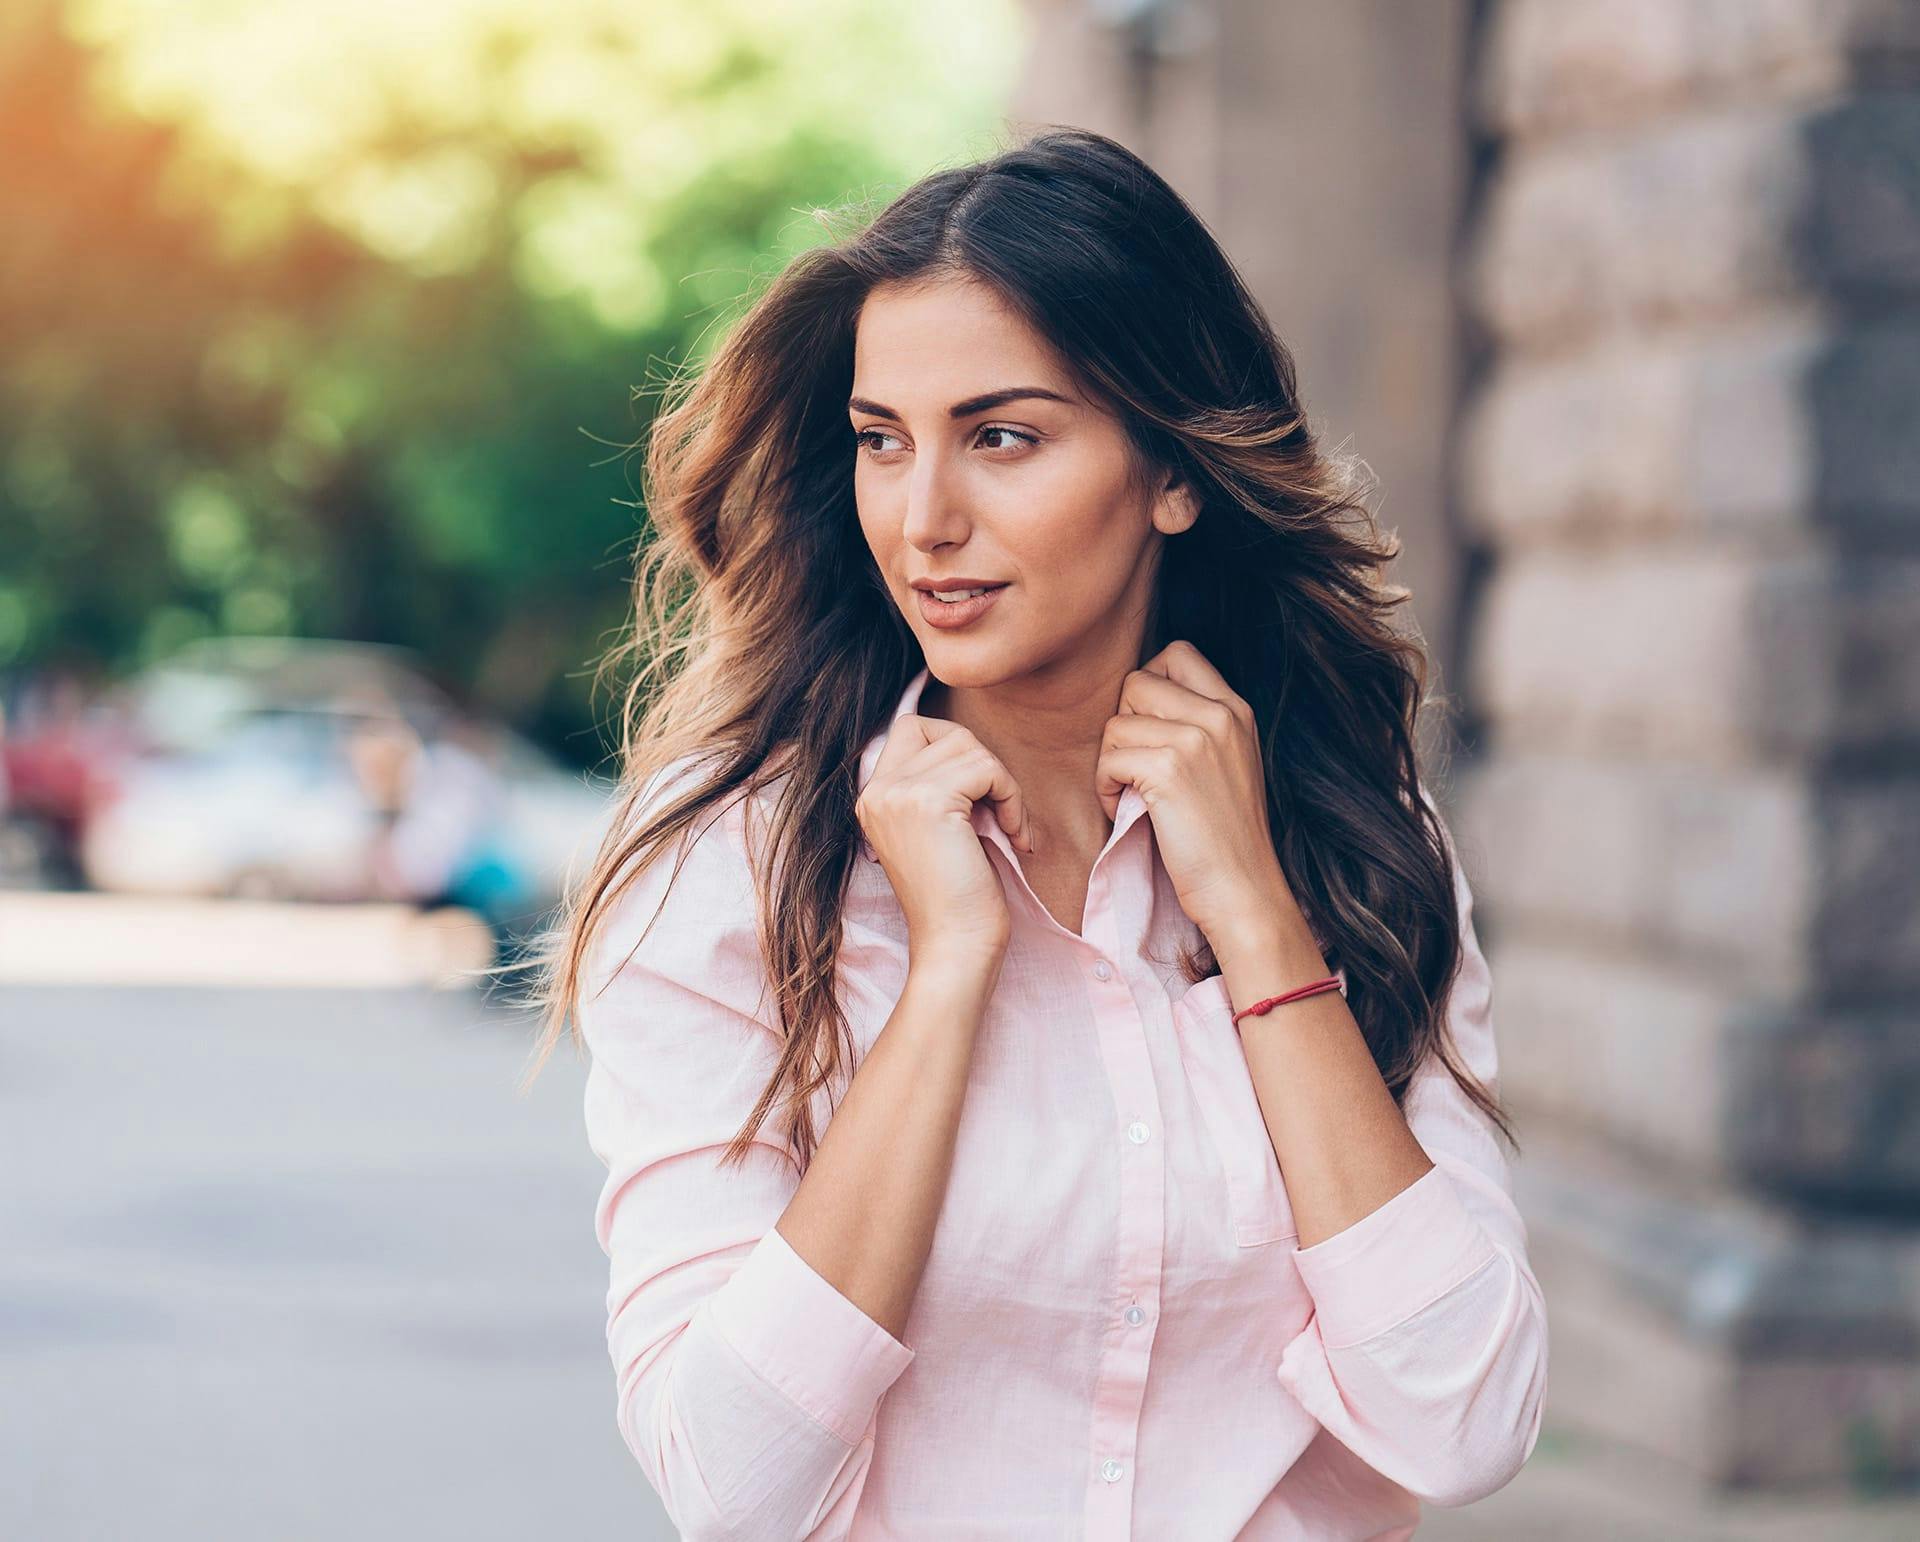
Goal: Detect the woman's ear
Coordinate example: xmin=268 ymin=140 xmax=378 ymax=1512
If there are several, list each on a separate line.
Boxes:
xmin=1153 ymin=473 xmax=1200 ymax=537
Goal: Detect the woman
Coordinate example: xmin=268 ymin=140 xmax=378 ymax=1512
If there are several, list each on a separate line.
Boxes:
xmin=519 ymin=126 xmax=1548 ymax=1539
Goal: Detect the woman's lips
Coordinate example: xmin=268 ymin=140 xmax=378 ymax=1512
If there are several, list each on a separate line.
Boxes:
xmin=916 ymin=583 xmax=1008 ymax=629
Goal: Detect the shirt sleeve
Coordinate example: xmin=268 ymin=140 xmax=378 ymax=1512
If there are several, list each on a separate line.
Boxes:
xmin=579 ymin=784 xmax=915 ymax=1540
xmin=1272 ymin=795 xmax=1550 ymax=1509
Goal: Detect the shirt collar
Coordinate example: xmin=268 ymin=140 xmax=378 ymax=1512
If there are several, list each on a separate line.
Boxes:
xmin=854 ymin=664 xmax=1151 ymax=867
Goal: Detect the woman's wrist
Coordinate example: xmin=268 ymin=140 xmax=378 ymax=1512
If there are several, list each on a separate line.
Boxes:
xmin=907 ymin=941 xmax=1006 ymax=989
xmin=1210 ymin=911 xmax=1329 ymax=996
xmin=889 ymin=948 xmax=1004 ymax=1055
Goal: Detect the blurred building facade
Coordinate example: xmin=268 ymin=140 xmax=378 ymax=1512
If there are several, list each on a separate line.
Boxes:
xmin=1012 ymin=0 xmax=1920 ymax=1492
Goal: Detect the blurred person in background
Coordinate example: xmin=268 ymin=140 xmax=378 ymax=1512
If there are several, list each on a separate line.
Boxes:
xmin=343 ymin=689 xmax=526 ymax=926
xmin=385 ymin=712 xmax=532 ymax=946
xmin=341 ymin=686 xmax=424 ymax=902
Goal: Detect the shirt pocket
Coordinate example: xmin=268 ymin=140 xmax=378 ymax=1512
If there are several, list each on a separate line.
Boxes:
xmin=1172 ymin=974 xmax=1298 ymax=1248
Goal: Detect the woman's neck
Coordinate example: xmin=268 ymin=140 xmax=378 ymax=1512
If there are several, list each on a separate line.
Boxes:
xmin=919 ymin=672 xmax=1117 ymax=860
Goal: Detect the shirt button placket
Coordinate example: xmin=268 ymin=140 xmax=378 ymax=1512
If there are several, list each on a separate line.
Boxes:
xmin=1082 ymin=942 xmax=1160 ymax=1538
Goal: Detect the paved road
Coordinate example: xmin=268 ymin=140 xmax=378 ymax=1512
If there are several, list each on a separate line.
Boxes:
xmin=6 ymin=982 xmax=1915 ymax=1539
xmin=1 ymin=982 xmax=674 ymax=1540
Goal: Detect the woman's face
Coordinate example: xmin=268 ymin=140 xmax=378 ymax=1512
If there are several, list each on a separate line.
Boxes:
xmin=849 ymin=276 xmax=1195 ymax=687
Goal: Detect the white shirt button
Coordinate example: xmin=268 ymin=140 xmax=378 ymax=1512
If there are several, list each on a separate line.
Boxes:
xmin=1100 ymin=1458 xmax=1124 ymax=1482
xmin=1092 ymin=959 xmax=1112 ymax=980
xmin=1124 ymin=1304 xmax=1146 ymax=1326
xmin=1126 ymin=1120 xmax=1150 ymax=1144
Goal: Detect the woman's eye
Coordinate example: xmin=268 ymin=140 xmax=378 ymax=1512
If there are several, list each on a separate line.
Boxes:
xmin=977 ymin=425 xmax=1037 ymax=452
xmin=853 ymin=426 xmax=1037 ymax=457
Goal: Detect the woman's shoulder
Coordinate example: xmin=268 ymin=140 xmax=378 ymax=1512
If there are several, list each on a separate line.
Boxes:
xmin=589 ymin=741 xmax=882 ymax=976
xmin=599 ymin=742 xmax=819 ymax=925
xmin=607 ymin=751 xmax=767 ymax=914
xmin=583 ymin=756 xmax=745 ymax=958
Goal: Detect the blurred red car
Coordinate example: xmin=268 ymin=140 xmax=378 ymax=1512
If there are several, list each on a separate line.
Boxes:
xmin=0 ymin=672 xmax=140 ymax=888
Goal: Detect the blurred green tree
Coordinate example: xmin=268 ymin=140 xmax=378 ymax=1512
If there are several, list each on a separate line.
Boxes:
xmin=0 ymin=0 xmax=1018 ymax=764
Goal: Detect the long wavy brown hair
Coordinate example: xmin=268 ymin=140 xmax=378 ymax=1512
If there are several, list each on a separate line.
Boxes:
xmin=508 ymin=124 xmax=1516 ymax=1174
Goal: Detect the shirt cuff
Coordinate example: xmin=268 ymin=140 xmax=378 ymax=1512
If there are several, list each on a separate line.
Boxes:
xmin=705 ymin=1221 xmax=917 ymax=1446
xmin=1288 ymin=1163 xmax=1499 ymax=1350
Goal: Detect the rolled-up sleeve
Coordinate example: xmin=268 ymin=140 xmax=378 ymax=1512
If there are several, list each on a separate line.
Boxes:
xmin=580 ymin=789 xmax=914 ymax=1540
xmin=1273 ymin=803 xmax=1550 ymax=1509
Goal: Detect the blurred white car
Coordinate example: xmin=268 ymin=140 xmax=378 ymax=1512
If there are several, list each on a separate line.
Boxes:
xmin=79 ymin=638 xmax=617 ymax=926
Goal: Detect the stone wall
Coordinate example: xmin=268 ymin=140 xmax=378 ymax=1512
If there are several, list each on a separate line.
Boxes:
xmin=1457 ymin=0 xmax=1920 ymax=1486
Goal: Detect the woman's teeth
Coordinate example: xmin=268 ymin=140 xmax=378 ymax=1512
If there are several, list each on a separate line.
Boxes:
xmin=932 ymin=587 xmax=993 ymax=602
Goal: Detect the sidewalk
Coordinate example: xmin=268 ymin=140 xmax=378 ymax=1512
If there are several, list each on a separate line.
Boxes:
xmin=0 ymin=891 xmax=497 ymax=988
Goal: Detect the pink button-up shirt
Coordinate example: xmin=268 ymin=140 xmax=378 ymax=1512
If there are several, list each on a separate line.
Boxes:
xmin=582 ymin=664 xmax=1549 ymax=1539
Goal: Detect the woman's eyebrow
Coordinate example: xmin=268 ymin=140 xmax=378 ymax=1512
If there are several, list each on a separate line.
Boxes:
xmin=847 ymin=386 xmax=1075 ymax=421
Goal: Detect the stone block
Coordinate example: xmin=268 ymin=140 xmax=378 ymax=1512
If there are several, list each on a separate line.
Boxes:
xmin=1488 ymin=933 xmax=1737 ymax=1174
xmin=1809 ymin=315 xmax=1920 ymax=527
xmin=1461 ymin=311 xmax=1920 ymax=546
xmin=1748 ymin=555 xmax=1920 ymax=753
xmin=1466 ymin=552 xmax=1920 ymax=760
xmin=1460 ymin=314 xmax=1818 ymax=546
xmin=1468 ymin=98 xmax=1920 ymax=353
xmin=1476 ymin=0 xmax=1920 ymax=138
xmin=1817 ymin=776 xmax=1920 ymax=988
xmin=1469 ymin=548 xmax=1758 ymax=759
xmin=1456 ymin=755 xmax=1813 ymax=982
xmin=1728 ymin=1001 xmax=1920 ymax=1203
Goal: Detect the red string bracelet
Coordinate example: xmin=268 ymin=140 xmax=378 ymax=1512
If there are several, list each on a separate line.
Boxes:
xmin=1230 ymin=974 xmax=1344 ymax=1026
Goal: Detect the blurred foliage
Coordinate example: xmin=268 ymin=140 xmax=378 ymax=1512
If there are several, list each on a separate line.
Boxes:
xmin=0 ymin=0 xmax=1020 ymax=765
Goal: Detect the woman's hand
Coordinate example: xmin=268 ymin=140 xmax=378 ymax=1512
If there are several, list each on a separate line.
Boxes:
xmin=1095 ymin=640 xmax=1301 ymax=953
xmin=856 ymin=715 xmax=1035 ymax=969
